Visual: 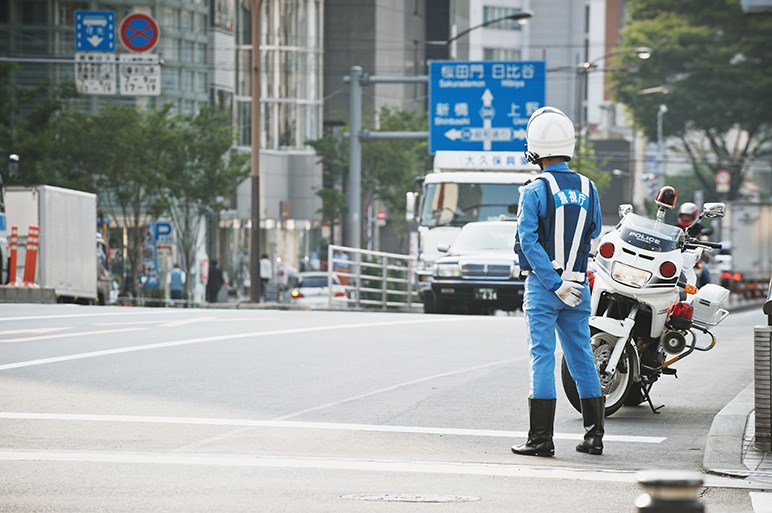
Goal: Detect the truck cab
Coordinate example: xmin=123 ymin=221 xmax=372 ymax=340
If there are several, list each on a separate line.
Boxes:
xmin=406 ymin=151 xmax=537 ymax=312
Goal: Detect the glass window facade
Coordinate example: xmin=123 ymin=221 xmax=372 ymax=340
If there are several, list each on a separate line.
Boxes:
xmin=235 ymin=0 xmax=323 ymax=150
xmin=482 ymin=6 xmax=526 ymax=31
xmin=483 ymin=47 xmax=522 ymax=61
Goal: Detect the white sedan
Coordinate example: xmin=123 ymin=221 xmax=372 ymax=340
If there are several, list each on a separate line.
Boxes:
xmin=288 ymin=272 xmax=348 ymax=307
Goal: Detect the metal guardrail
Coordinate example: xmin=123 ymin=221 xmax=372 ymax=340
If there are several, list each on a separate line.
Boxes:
xmin=328 ymin=244 xmax=419 ymax=311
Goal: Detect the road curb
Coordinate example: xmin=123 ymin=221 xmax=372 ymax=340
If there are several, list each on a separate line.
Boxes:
xmin=703 ymin=382 xmax=753 ymax=477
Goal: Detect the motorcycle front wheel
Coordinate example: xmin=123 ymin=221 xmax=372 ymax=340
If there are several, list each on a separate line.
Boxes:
xmin=561 ymin=330 xmax=634 ymax=417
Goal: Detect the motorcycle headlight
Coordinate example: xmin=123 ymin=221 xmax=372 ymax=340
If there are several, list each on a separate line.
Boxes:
xmin=511 ymin=264 xmax=520 ymax=278
xmin=611 ymin=261 xmax=652 ymax=288
xmin=433 ymin=262 xmax=461 ymax=277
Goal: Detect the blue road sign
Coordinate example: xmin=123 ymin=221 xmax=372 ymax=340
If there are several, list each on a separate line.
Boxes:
xmin=75 ymin=11 xmax=115 ymax=52
xmin=428 ymin=61 xmax=545 ymax=154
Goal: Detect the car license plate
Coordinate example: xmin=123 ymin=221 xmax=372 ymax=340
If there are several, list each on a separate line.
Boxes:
xmin=474 ymin=288 xmax=496 ymax=300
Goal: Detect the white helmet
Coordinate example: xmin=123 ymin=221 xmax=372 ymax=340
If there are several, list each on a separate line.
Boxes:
xmin=524 ymin=106 xmax=576 ymax=164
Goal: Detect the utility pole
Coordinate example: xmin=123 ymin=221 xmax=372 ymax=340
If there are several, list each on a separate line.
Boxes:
xmin=249 ymin=0 xmax=262 ymax=302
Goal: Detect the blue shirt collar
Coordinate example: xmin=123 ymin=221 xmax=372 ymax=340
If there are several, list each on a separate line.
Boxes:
xmin=543 ymin=161 xmax=572 ymax=173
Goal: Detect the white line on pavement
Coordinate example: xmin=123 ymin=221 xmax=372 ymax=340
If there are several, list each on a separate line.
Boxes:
xmin=0 ymin=327 xmax=147 ymax=344
xmin=0 ymin=317 xmax=470 ymax=372
xmin=0 ymin=411 xmax=666 ymax=443
xmin=0 ymin=327 xmax=70 ymax=336
xmin=751 ymin=492 xmax=772 ymax=512
xmin=0 ymin=449 xmax=755 ymax=489
xmin=0 ymin=310 xmax=191 ymax=322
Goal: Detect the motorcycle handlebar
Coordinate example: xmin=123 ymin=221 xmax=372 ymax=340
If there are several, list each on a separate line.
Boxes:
xmin=684 ymin=239 xmax=723 ymax=250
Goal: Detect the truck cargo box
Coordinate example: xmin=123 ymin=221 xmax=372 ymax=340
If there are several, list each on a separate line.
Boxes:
xmin=5 ymin=185 xmax=97 ymax=300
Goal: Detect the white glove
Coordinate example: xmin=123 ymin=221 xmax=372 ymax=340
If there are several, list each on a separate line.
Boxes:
xmin=554 ymin=281 xmax=583 ymax=307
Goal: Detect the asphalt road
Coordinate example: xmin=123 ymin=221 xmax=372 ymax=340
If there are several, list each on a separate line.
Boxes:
xmin=0 ymin=303 xmax=767 ymax=512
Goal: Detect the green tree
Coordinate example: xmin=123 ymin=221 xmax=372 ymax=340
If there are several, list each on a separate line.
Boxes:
xmin=308 ymin=106 xmax=432 ymax=244
xmin=160 ymin=106 xmax=249 ymax=291
xmin=610 ymin=0 xmax=772 ymax=199
xmin=91 ymin=105 xmax=172 ymax=296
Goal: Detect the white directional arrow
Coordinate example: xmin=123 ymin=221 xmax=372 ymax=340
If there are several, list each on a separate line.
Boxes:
xmin=87 ymin=35 xmax=104 ymax=47
xmin=481 ymin=89 xmax=494 ymax=150
xmin=444 ymin=128 xmax=463 ymax=141
xmin=512 ymin=129 xmax=527 ymax=140
xmin=481 ymin=89 xmax=494 ymax=106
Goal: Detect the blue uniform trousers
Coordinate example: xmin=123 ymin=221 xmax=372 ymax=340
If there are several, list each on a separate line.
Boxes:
xmin=524 ymin=275 xmax=602 ymax=399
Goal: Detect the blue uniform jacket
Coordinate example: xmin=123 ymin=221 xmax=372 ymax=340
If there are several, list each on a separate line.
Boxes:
xmin=517 ymin=162 xmax=603 ymax=292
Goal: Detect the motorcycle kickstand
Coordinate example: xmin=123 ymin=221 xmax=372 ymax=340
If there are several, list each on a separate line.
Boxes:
xmin=641 ymin=380 xmax=664 ymax=414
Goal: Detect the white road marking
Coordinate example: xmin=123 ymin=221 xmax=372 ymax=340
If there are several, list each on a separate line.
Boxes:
xmin=0 ymin=328 xmax=147 ymax=344
xmin=0 ymin=310 xmax=191 ymax=322
xmin=0 ymin=317 xmax=470 ymax=371
xmin=0 ymin=411 xmax=666 ymax=444
xmin=752 ymin=492 xmax=772 ymax=512
xmin=0 ymin=327 xmax=70 ymax=336
xmin=94 ymin=318 xmax=274 ymax=327
xmin=177 ymin=357 xmax=527 ymax=450
xmin=0 ymin=449 xmax=756 ymax=489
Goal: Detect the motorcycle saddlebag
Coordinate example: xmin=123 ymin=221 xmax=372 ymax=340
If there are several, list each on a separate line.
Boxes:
xmin=691 ymin=284 xmax=730 ymax=328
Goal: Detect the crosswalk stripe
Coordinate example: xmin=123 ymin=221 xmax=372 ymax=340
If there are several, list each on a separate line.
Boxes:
xmin=0 ymin=412 xmax=665 ymax=443
xmin=0 ymin=448 xmax=756 ymax=490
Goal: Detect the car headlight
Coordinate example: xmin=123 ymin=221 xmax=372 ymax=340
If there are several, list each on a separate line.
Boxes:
xmin=611 ymin=261 xmax=652 ymax=288
xmin=433 ymin=262 xmax=461 ymax=277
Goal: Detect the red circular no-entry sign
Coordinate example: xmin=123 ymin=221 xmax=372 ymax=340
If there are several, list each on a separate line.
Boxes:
xmin=119 ymin=13 xmax=159 ymax=53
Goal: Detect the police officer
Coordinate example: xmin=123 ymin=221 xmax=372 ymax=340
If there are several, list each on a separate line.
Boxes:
xmin=511 ymin=107 xmax=605 ymax=457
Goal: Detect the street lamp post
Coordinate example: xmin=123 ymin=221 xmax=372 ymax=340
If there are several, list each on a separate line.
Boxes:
xmin=574 ymin=47 xmax=652 ymax=171
xmin=426 ymin=10 xmax=534 ymax=59
xmin=657 ymin=103 xmax=668 ymax=185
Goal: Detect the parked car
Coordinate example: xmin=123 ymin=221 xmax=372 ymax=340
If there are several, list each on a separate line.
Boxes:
xmin=288 ymin=271 xmax=348 ymax=307
xmin=428 ymin=220 xmax=524 ymax=315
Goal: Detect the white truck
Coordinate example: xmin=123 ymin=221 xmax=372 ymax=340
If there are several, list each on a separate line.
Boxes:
xmin=721 ymin=201 xmax=772 ymax=298
xmin=406 ymin=151 xmax=538 ymax=312
xmin=3 ymin=185 xmax=100 ymax=303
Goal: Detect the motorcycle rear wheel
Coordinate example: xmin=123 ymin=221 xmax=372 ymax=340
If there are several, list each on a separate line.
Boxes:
xmin=561 ymin=330 xmax=634 ymax=417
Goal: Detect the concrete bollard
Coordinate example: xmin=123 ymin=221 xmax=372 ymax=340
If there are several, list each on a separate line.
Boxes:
xmin=755 ymin=279 xmax=772 ymax=451
xmin=634 ymin=471 xmax=704 ymax=513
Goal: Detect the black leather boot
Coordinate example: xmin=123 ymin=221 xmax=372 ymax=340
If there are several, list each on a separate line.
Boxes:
xmin=511 ymin=398 xmax=556 ymax=457
xmin=576 ymin=396 xmax=605 ymax=455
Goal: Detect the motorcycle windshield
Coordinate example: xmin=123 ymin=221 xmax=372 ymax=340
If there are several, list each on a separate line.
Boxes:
xmin=618 ymin=214 xmax=684 ymax=253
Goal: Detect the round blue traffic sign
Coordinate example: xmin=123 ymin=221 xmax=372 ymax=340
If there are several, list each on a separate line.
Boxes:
xmin=119 ymin=13 xmax=159 ymax=53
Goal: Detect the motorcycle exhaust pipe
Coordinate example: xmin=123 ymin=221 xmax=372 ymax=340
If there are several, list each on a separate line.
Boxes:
xmin=661 ymin=330 xmax=687 ymax=355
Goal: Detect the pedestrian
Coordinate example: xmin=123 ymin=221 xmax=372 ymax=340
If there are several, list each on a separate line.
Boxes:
xmin=167 ymin=262 xmax=186 ymax=303
xmin=206 ymin=259 xmax=224 ymax=303
xmin=511 ymin=106 xmax=605 ymax=457
xmin=259 ymin=253 xmax=271 ymax=300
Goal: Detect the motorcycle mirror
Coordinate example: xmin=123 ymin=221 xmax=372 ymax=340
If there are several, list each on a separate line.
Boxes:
xmin=405 ymin=192 xmax=416 ymax=221
xmin=618 ymin=204 xmax=634 ymax=218
xmin=701 ymin=202 xmax=726 ymax=219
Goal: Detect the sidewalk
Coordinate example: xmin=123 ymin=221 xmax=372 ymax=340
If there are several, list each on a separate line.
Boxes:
xmin=703 ymin=298 xmax=771 ymax=486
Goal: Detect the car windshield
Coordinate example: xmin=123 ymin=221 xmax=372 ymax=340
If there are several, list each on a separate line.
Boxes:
xmin=419 ymin=182 xmax=520 ymax=227
xmin=296 ymin=276 xmax=329 ymax=288
xmin=618 ymin=213 xmax=684 ymax=253
xmin=449 ymin=223 xmax=516 ymax=254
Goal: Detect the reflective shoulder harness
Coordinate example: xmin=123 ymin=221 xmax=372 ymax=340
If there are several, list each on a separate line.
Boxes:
xmin=539 ymin=172 xmax=593 ymax=282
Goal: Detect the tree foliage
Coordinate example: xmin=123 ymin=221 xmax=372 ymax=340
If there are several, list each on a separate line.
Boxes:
xmin=609 ymin=0 xmax=772 ymax=199
xmin=1 ymin=75 xmax=246 ymax=296
xmin=161 ymin=106 xmax=249 ymax=290
xmin=308 ymin=106 xmax=432 ymax=242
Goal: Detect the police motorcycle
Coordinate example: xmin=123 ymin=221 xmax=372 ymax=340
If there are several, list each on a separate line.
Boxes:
xmin=561 ymin=186 xmax=730 ymax=417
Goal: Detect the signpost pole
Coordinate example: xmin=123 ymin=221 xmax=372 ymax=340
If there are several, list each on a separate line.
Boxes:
xmin=346 ymin=66 xmax=363 ymax=249
xmin=250 ymin=0 xmax=262 ymax=303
